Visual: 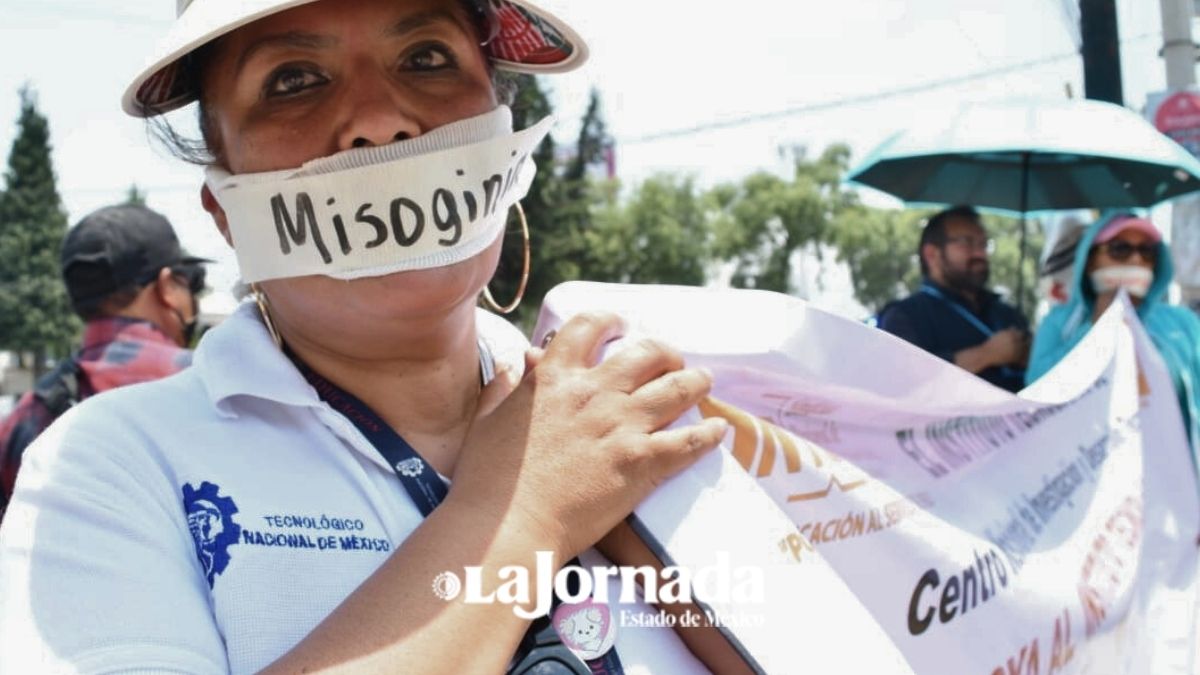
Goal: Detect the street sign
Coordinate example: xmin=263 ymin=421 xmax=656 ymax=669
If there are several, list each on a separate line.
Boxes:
xmin=1153 ymin=90 xmax=1200 ymax=157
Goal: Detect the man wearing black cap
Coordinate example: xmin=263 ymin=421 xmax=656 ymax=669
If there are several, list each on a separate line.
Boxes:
xmin=0 ymin=204 xmax=209 ymax=515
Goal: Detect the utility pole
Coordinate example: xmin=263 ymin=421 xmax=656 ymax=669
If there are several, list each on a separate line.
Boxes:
xmin=1161 ymin=0 xmax=1197 ymax=90
xmin=1159 ymin=0 xmax=1200 ymax=309
xmin=1080 ymin=0 xmax=1124 ymax=104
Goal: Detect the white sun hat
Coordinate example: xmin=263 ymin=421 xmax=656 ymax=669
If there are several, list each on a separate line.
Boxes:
xmin=122 ymin=0 xmax=588 ymax=117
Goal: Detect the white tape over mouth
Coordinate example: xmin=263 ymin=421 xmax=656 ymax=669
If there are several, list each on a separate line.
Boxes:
xmin=1091 ymin=265 xmax=1154 ymax=298
xmin=205 ymin=106 xmax=554 ymax=283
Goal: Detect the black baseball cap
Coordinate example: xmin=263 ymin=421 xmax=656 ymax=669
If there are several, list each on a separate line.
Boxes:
xmin=61 ymin=204 xmax=211 ymax=305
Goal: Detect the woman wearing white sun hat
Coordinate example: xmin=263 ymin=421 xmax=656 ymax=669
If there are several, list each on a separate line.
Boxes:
xmin=0 ymin=1 xmax=737 ymax=673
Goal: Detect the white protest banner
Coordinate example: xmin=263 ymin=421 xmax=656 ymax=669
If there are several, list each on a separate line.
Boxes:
xmin=534 ymin=282 xmax=1200 ymax=675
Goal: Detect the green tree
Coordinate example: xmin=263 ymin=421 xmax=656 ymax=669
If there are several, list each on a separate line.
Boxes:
xmin=712 ymin=144 xmax=860 ymax=293
xmin=986 ymin=214 xmax=1044 ymax=315
xmin=585 ymin=174 xmax=710 ymax=285
xmin=562 ymin=90 xmax=608 ymax=185
xmin=0 ymin=86 xmax=79 ymax=376
xmin=535 ymin=89 xmax=609 ymax=306
xmin=124 ymin=183 xmax=147 ymax=206
xmin=492 ymin=84 xmax=613 ymax=326
xmin=829 ymin=206 xmax=927 ymax=312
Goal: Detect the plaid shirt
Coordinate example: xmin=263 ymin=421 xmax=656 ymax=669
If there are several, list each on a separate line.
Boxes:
xmin=0 ymin=318 xmax=191 ymax=517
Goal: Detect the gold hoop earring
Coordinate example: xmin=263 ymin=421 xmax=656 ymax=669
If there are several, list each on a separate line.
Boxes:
xmin=482 ymin=202 xmax=530 ymax=315
xmin=251 ymin=282 xmax=283 ymax=349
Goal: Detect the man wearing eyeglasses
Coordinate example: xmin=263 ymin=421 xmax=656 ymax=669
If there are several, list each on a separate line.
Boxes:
xmin=878 ymin=205 xmax=1030 ymax=392
xmin=0 ymin=204 xmax=210 ymax=518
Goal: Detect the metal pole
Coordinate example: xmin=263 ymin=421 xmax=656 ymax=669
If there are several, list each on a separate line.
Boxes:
xmin=1160 ymin=0 xmax=1197 ymax=89
xmin=1016 ymin=152 xmax=1032 ymax=314
xmin=1080 ymin=0 xmax=1125 ymax=105
xmin=1160 ymin=0 xmax=1200 ymax=310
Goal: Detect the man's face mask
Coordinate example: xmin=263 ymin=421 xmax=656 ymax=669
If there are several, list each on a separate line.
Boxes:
xmin=205 ymin=106 xmax=553 ymax=284
xmin=172 ymin=264 xmax=206 ymax=346
xmin=178 ymin=310 xmax=199 ymax=348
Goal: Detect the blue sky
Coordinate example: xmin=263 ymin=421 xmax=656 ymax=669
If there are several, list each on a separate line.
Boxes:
xmin=0 ymin=0 xmax=1175 ymax=311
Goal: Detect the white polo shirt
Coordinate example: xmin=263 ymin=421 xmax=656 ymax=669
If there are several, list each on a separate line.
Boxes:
xmin=0 ymin=302 xmax=706 ymax=674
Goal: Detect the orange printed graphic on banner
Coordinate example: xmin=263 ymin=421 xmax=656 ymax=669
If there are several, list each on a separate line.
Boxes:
xmin=698 ymin=397 xmax=867 ymax=500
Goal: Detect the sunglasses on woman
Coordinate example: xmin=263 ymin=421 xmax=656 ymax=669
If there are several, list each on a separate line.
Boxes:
xmin=1100 ymin=240 xmax=1157 ymax=263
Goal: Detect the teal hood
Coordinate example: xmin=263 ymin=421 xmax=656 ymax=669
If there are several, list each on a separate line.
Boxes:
xmin=1027 ymin=212 xmax=1200 ymax=450
xmin=1060 ymin=212 xmax=1174 ymax=327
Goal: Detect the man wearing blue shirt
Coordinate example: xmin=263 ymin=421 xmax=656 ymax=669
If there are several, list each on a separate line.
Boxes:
xmin=878 ymin=206 xmax=1030 ymax=392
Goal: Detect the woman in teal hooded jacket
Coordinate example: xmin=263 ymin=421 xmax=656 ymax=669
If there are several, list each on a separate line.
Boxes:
xmin=1027 ymin=212 xmax=1200 ymax=447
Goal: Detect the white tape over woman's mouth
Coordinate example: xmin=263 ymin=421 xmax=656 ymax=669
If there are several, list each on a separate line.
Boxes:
xmin=205 ymin=106 xmax=553 ymax=283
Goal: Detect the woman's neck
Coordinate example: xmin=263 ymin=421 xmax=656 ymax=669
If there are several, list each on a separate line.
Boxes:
xmin=279 ymin=302 xmax=483 ymax=475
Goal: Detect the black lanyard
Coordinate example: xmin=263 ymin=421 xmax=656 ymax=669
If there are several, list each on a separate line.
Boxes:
xmin=920 ymin=283 xmax=996 ymax=338
xmin=295 ymin=357 xmax=447 ymax=517
xmin=921 ymin=283 xmax=1022 ymax=379
xmin=292 ymin=354 xmax=625 ymax=675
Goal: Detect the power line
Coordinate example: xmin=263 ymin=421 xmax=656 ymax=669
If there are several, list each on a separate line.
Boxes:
xmin=619 ymin=31 xmax=1159 ymax=146
xmin=954 ymin=14 xmax=993 ymax=66
xmin=620 ymin=53 xmax=1077 ymax=145
xmin=58 ymin=31 xmax=1162 ymax=196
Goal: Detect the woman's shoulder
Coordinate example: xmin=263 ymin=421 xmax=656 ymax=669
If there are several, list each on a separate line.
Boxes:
xmin=1033 ymin=303 xmax=1073 ymax=341
xmin=71 ymin=367 xmax=210 ymax=436
xmin=1040 ymin=301 xmax=1073 ymax=322
xmin=1144 ymin=303 xmax=1200 ymax=343
xmin=1151 ymin=302 xmax=1200 ymax=324
xmin=23 ymin=304 xmax=287 ymax=484
xmin=18 ymin=369 xmax=212 ymax=488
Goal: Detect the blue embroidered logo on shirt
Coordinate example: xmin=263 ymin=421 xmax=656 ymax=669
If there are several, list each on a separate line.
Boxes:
xmin=183 ymin=482 xmax=242 ymax=588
